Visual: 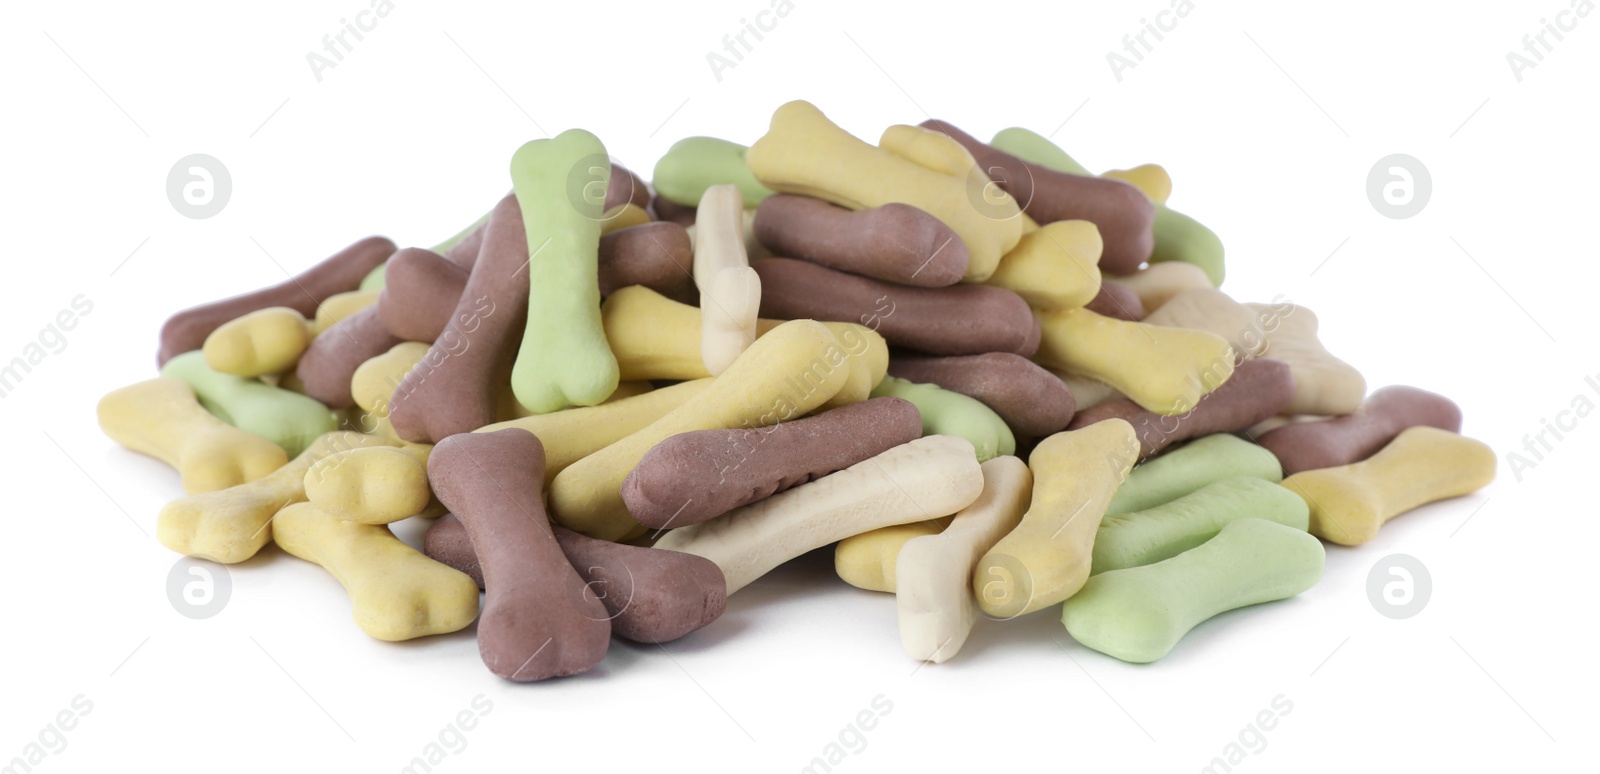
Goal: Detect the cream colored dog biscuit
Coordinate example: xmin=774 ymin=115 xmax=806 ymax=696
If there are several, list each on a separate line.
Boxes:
xmin=655 ymin=436 xmax=984 ymax=594
xmin=694 ymin=184 xmax=761 ymax=375
xmin=898 ymin=456 xmax=1032 ymax=663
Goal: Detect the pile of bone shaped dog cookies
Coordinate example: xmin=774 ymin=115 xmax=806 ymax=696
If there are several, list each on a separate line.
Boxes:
xmin=99 ymin=100 xmax=1497 ymax=680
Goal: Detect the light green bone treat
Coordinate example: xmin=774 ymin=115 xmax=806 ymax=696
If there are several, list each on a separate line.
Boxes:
xmin=1063 ymin=518 xmax=1324 ymax=663
xmin=870 ymin=376 xmax=1014 ymax=462
xmin=652 ymin=137 xmax=775 ymax=208
xmin=161 ymin=351 xmax=338 ymax=457
xmin=990 ymin=127 xmax=1225 ymax=286
xmin=1093 ymin=477 xmax=1309 ymax=575
xmin=1107 ymin=433 xmax=1282 ymax=516
xmin=509 ymin=129 xmax=621 ymax=414
xmin=359 ymin=208 xmax=494 ymax=292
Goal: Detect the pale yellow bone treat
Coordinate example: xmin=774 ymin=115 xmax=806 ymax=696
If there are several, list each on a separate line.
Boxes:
xmin=1103 ymin=262 xmax=1213 ymax=313
xmin=550 ymin=320 xmax=854 ymax=541
xmin=745 ymin=100 xmax=1023 ymax=282
xmin=1034 ymin=308 xmax=1235 ymax=415
xmin=273 ymin=502 xmax=478 ymax=641
xmin=898 ymin=456 xmax=1032 ymax=662
xmin=1102 ymin=164 xmax=1172 ymax=204
xmin=1143 ymin=290 xmax=1365 ymax=417
xmin=975 ymin=419 xmax=1138 ymax=618
xmin=1047 ymin=369 xmax=1125 ymax=411
xmin=984 ymin=220 xmax=1103 ymax=312
xmin=600 ymin=285 xmax=886 ymax=406
xmin=98 ymin=377 xmax=288 ymax=494
xmin=303 ymin=447 xmax=431 ymax=525
xmin=310 ymin=290 xmax=379 ymax=336
xmin=202 ymin=307 xmax=312 ymax=377
xmin=350 ymin=342 xmax=431 ymax=419
xmin=834 ymin=517 xmax=953 ymax=593
xmin=655 ymin=435 xmax=985 ymax=594
xmin=694 ymin=184 xmax=762 ymax=375
xmin=157 ymin=431 xmax=395 ymax=563
xmin=1246 ymin=302 xmax=1366 ymax=417
xmin=600 ymin=203 xmax=652 ymax=234
xmin=477 ymin=378 xmax=712 ymax=484
xmin=1282 ymin=427 xmax=1494 ymax=546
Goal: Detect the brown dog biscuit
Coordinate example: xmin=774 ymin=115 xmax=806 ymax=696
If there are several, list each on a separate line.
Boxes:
xmin=607 ymin=164 xmax=651 ymax=211
xmin=620 ymin=397 xmax=923 ymax=530
xmin=598 ymin=222 xmax=694 ymax=298
xmin=651 ymin=193 xmax=697 ymax=227
xmin=424 ymin=513 xmax=727 ymax=644
xmin=295 ymin=307 xmax=403 ymax=408
xmin=888 ymin=352 xmax=1075 ymax=437
xmin=1258 ymin=386 xmax=1463 ymax=475
xmin=1069 ymin=358 xmax=1296 ymax=460
xmin=378 ymin=248 xmax=469 ymax=343
xmin=158 ymin=236 xmax=395 ymax=366
xmin=1085 ymin=281 xmax=1145 ymax=321
xmin=752 ymin=195 xmax=969 ymax=287
xmin=428 ymin=429 xmax=610 ymax=681
xmin=389 ymin=195 xmax=527 ymax=443
xmin=918 ymin=120 xmax=1155 ymax=275
xmin=445 ymin=223 xmax=486 ymax=269
xmin=754 ymin=258 xmax=1039 ymax=357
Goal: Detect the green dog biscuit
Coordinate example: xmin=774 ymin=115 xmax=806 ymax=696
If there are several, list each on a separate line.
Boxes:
xmin=1107 ymin=433 xmax=1282 ymax=516
xmin=509 ymin=129 xmax=621 ymax=414
xmin=990 ymin=126 xmax=1225 ymax=285
xmin=161 ymin=351 xmax=337 ymax=457
xmin=1093 ymin=477 xmax=1309 ymax=575
xmin=652 ymin=137 xmax=774 ymax=208
xmin=870 ymin=376 xmax=1014 ymax=462
xmin=1064 ymin=518 xmax=1324 ymax=663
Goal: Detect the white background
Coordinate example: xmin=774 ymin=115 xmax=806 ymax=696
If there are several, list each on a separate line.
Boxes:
xmin=2 ymin=0 xmax=1596 ymax=771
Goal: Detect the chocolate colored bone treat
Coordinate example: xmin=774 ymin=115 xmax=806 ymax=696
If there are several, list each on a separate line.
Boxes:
xmin=378 ymin=247 xmax=468 ymax=343
xmin=389 ymin=195 xmax=526 ymax=443
xmin=621 ymin=397 xmax=923 ymax=530
xmin=1069 ymin=358 xmax=1296 ymax=460
xmin=752 ymin=195 xmax=968 ymax=287
xmin=754 ymin=258 xmax=1038 ymax=357
xmin=158 ymin=235 xmax=396 ymax=366
xmin=918 ymin=120 xmax=1154 ymax=274
xmin=1085 ymin=281 xmax=1145 ymax=321
xmin=425 ymin=514 xmax=727 ymax=643
xmin=606 ymin=163 xmax=650 ymax=211
xmin=428 ymin=429 xmax=610 ymax=681
xmin=598 ymin=222 xmax=694 ymax=298
xmin=295 ymin=307 xmax=402 ymax=408
xmin=888 ymin=352 xmax=1075 ymax=437
xmin=1258 ymin=386 xmax=1463 ymax=475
